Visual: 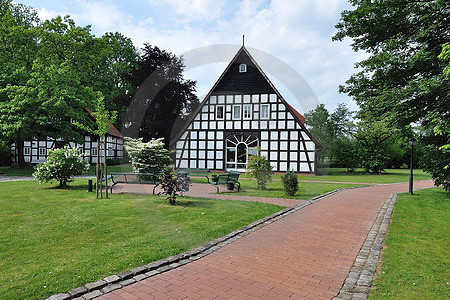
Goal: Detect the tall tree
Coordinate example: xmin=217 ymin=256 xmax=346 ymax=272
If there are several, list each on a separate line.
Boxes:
xmin=334 ymin=0 xmax=449 ymax=188
xmin=352 ymin=119 xmax=397 ymax=174
xmin=329 ymin=103 xmax=354 ymax=137
xmin=90 ymin=32 xmax=139 ymax=120
xmin=0 ymin=2 xmax=139 ymax=166
xmin=124 ymin=44 xmax=199 ymax=144
xmin=305 ymin=104 xmax=333 ymax=164
xmin=0 ymin=11 xmax=100 ymax=165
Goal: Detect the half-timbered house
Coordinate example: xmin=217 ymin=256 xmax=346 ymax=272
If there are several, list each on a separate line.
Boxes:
xmin=171 ymin=45 xmax=321 ymax=173
xmin=11 ymin=124 xmax=124 ymax=164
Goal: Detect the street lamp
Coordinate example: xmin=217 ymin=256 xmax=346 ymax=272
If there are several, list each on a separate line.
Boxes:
xmin=409 ymin=138 xmax=415 ymax=194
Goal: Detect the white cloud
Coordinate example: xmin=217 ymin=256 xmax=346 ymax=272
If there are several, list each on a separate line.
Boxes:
xmin=29 ymin=0 xmax=362 ymax=112
xmin=155 ymin=0 xmax=227 ymax=22
xmin=35 ymin=7 xmax=62 ymax=21
xmin=78 ymin=1 xmax=128 ymax=30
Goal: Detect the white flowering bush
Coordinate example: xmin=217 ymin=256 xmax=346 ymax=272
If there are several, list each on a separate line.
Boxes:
xmin=124 ymin=137 xmax=172 ymax=174
xmin=33 ymin=146 xmax=90 ymax=187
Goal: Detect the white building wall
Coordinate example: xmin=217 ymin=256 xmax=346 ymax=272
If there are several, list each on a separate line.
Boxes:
xmin=175 ymin=93 xmax=317 ymax=173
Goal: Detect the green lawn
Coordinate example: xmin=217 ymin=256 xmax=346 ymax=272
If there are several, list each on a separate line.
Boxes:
xmin=0 ymin=180 xmax=282 ymax=300
xmin=0 ymin=163 xmax=133 ymax=177
xmin=235 ymin=180 xmax=361 ymax=199
xmin=1 ymin=165 xmax=431 ymax=184
xmin=369 ymin=188 xmax=450 ymax=300
xmin=239 ymin=168 xmax=431 ymax=183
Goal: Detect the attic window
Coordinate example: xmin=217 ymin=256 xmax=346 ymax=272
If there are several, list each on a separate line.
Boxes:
xmin=239 ymin=63 xmax=247 ymax=72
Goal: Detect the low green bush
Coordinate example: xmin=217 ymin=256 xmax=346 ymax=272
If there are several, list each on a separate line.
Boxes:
xmin=282 ymin=171 xmax=298 ymax=196
xmin=106 ymin=158 xmax=121 ymax=165
xmin=247 ymin=151 xmax=273 ymax=190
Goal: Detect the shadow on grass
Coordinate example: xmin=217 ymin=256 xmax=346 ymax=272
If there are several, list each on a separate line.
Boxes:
xmin=155 ymin=197 xmax=215 ymax=209
xmin=45 ymin=183 xmax=90 ymax=191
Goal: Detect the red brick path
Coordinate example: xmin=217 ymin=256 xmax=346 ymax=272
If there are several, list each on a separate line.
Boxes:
xmin=99 ymin=180 xmax=434 ymax=300
xmin=112 ymin=183 xmax=304 ymax=207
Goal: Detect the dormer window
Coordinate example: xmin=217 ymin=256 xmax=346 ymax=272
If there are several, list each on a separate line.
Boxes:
xmin=239 ymin=63 xmax=247 ymax=72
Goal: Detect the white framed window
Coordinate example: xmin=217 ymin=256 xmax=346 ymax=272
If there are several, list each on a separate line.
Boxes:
xmin=239 ymin=63 xmax=247 ymax=72
xmin=92 ymin=147 xmax=98 ymax=156
xmin=233 ymin=105 xmax=241 ymax=119
xmin=24 ymin=147 xmax=31 ymax=155
xmin=243 ymin=104 xmax=252 ymax=119
xmin=261 ymin=104 xmax=270 ymax=119
xmin=38 ymin=147 xmax=46 ymax=156
xmin=216 ymin=105 xmax=224 ymax=120
xmin=226 ymin=133 xmax=259 ymax=170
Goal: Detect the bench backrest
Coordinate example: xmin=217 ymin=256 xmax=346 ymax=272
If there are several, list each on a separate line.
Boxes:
xmin=227 ymin=171 xmax=240 ymax=183
xmin=110 ymin=172 xmax=160 ymax=184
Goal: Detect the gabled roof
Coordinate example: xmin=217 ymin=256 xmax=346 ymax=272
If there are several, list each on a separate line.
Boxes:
xmin=286 ymin=103 xmax=306 ymax=125
xmin=171 ymin=45 xmax=320 ymax=147
xmin=85 ymin=108 xmax=123 ymax=138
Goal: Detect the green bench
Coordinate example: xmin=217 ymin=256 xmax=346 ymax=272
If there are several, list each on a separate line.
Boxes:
xmin=176 ymin=168 xmax=210 ymax=179
xmin=207 ymin=171 xmax=241 ymax=193
xmin=109 ymin=172 xmax=162 ymax=195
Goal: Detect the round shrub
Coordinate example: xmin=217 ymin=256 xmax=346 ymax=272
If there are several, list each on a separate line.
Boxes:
xmin=33 ymin=146 xmax=90 ymax=187
xmin=282 ymin=170 xmax=298 ymax=196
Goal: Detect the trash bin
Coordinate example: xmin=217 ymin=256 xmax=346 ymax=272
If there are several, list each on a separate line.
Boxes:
xmin=226 ymin=182 xmax=235 ymax=190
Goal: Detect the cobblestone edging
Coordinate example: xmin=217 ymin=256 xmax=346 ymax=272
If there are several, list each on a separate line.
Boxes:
xmin=47 ymin=187 xmax=359 ymax=300
xmin=333 ymin=194 xmax=398 ymax=300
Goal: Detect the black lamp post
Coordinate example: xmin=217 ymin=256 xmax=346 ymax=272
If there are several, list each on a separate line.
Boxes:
xmin=409 ymin=138 xmax=415 ymax=194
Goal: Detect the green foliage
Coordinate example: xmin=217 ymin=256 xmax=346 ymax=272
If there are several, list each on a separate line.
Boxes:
xmin=281 ymin=171 xmax=298 ymax=196
xmin=305 ymin=104 xmax=333 ymax=163
xmin=0 ymin=3 xmax=138 ymax=165
xmin=124 ymin=137 xmax=172 ymax=173
xmin=0 ymin=140 xmax=10 ymax=166
xmin=33 ymin=146 xmax=89 ymax=187
xmin=106 ymin=158 xmax=121 ymax=166
xmin=1 ymin=59 xmax=100 ymax=143
xmin=305 ymin=103 xmax=355 ymax=166
xmin=247 ymin=151 xmax=273 ymax=190
xmin=124 ymin=44 xmax=199 ymax=144
xmin=352 ymin=119 xmax=396 ymax=174
xmin=421 ymin=139 xmax=450 ymax=192
xmin=332 ymin=138 xmax=361 ymax=172
xmin=158 ymin=168 xmax=191 ymax=205
xmin=334 ymin=0 xmax=449 ymax=187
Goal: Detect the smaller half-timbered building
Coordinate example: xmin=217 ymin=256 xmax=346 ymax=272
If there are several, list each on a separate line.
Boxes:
xmin=11 ymin=124 xmax=124 ymax=164
xmin=171 ymin=45 xmax=321 ymax=173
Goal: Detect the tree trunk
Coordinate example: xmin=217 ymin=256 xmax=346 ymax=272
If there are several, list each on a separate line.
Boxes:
xmin=96 ymin=139 xmax=100 ymax=199
xmin=16 ymin=140 xmax=26 ymax=167
xmin=104 ymin=135 xmax=108 ymax=198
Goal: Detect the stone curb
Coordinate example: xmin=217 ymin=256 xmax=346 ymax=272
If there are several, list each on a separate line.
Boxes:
xmin=47 ymin=185 xmax=368 ymax=300
xmin=332 ymin=194 xmax=398 ymax=300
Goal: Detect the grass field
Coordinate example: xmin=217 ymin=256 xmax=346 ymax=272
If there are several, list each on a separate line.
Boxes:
xmin=234 ymin=180 xmax=361 ymax=199
xmin=369 ymin=188 xmax=450 ymax=299
xmin=239 ymin=168 xmax=432 ymax=183
xmin=0 ymin=180 xmax=282 ymax=300
xmin=1 ymin=165 xmax=431 ymax=184
xmin=0 ymin=163 xmax=133 ymax=177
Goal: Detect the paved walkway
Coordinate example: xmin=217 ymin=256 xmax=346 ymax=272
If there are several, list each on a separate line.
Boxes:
xmin=0 ymin=175 xmax=95 ymax=182
xmin=98 ymin=180 xmax=434 ymax=300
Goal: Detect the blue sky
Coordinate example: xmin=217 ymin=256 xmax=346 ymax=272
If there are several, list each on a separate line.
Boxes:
xmin=19 ymin=0 xmax=364 ymax=114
